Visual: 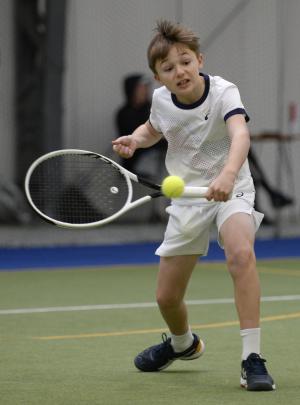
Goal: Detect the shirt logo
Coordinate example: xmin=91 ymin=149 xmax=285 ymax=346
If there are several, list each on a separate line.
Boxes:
xmin=203 ymin=109 xmax=210 ymax=121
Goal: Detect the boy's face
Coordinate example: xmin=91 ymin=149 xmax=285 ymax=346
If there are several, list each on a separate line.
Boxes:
xmin=154 ymin=44 xmax=204 ymax=104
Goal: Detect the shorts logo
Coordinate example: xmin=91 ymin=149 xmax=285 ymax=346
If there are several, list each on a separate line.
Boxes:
xmin=236 ymin=192 xmax=244 ymax=198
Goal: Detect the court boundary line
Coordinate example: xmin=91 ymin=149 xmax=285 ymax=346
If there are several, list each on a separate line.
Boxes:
xmin=1 ymin=294 xmax=300 ymax=315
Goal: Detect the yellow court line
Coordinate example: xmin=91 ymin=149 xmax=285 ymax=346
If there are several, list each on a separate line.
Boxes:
xmin=33 ymin=311 xmax=300 ymax=341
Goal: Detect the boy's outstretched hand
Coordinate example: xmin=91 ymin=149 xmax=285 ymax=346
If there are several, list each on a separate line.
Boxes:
xmin=112 ymin=136 xmax=138 ymax=158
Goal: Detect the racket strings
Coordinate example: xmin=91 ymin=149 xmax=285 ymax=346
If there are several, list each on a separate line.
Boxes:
xmin=28 ymin=154 xmax=130 ymax=224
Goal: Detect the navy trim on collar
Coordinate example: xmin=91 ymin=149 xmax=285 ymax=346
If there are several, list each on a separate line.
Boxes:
xmin=224 ymin=108 xmax=250 ymax=122
xmin=171 ymin=73 xmax=210 ymax=110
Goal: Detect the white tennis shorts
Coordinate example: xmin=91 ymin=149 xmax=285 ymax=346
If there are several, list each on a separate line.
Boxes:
xmin=155 ymin=190 xmax=264 ymax=257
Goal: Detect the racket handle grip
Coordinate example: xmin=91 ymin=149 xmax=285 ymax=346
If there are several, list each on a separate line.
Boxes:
xmin=182 ymin=186 xmax=208 ymax=197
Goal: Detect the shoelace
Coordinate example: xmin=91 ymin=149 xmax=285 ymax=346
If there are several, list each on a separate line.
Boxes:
xmin=246 ymin=355 xmax=268 ymax=375
xmin=152 ymin=333 xmax=173 ymax=356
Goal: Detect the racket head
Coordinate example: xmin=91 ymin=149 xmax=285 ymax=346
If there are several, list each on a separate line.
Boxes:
xmin=24 ymin=149 xmax=133 ymax=228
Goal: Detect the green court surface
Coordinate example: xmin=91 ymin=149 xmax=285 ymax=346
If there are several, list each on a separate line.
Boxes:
xmin=0 ymin=259 xmax=299 ymax=405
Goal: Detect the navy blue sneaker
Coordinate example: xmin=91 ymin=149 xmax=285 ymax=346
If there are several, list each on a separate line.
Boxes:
xmin=134 ymin=333 xmax=205 ymax=372
xmin=240 ymin=353 xmax=276 ymax=391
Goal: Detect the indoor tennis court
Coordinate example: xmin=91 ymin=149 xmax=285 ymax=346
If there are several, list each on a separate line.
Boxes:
xmin=1 ymin=1 xmax=300 ymax=404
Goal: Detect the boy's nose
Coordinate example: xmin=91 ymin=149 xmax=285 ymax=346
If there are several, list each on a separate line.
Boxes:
xmin=175 ymin=65 xmax=184 ymax=76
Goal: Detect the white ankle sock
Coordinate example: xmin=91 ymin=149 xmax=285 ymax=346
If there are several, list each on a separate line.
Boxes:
xmin=240 ymin=328 xmax=261 ymax=360
xmin=171 ymin=328 xmax=194 ymax=353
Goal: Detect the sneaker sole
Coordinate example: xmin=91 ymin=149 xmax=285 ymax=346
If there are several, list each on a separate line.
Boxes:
xmin=240 ymin=377 xmax=276 ymax=391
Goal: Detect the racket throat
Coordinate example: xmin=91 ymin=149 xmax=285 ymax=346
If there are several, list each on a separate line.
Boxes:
xmin=137 ymin=176 xmax=161 ymax=191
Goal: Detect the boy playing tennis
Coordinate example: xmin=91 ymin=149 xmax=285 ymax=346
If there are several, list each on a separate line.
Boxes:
xmin=112 ymin=20 xmax=275 ymax=391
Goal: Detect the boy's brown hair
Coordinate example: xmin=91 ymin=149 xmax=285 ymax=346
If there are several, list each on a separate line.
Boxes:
xmin=147 ymin=20 xmax=200 ymax=73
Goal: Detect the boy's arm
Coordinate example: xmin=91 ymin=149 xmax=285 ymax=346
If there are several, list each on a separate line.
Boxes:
xmin=112 ymin=121 xmax=162 ymax=159
xmin=206 ymin=114 xmax=250 ymax=201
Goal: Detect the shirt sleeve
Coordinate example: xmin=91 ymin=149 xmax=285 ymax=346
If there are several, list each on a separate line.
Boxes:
xmin=221 ymin=84 xmax=250 ymax=122
xmin=149 ymin=90 xmax=163 ymax=133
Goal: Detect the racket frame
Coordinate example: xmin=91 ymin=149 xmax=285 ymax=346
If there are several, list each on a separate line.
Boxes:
xmin=25 ymin=149 xmax=161 ymax=228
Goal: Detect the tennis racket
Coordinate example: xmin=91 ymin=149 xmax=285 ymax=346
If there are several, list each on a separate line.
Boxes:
xmin=24 ymin=149 xmax=208 ymax=229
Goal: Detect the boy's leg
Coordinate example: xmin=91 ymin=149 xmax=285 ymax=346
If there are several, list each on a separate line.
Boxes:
xmin=220 ymin=212 xmax=275 ymax=390
xmin=220 ymin=213 xmax=260 ymax=330
xmin=134 ymin=254 xmax=205 ymax=371
xmin=156 ymin=254 xmax=198 ymax=335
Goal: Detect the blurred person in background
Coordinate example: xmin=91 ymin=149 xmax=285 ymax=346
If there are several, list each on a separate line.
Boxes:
xmin=115 ymin=73 xmax=167 ymax=180
xmin=115 ymin=73 xmax=167 ymax=222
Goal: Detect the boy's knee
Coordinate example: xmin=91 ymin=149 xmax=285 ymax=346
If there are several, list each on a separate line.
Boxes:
xmin=226 ymin=245 xmax=255 ymax=275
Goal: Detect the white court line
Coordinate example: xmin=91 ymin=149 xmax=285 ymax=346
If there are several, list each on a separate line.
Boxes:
xmin=0 ymin=295 xmax=300 ymax=315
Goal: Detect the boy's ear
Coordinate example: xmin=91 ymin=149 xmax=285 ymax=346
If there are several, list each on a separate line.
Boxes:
xmin=198 ymin=53 xmax=204 ymax=68
xmin=154 ymin=73 xmax=161 ymax=84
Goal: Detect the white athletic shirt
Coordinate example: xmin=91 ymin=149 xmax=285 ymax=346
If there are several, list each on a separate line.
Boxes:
xmin=149 ymin=73 xmax=253 ymax=192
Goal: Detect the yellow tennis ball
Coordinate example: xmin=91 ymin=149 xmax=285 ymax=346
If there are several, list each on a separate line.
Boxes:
xmin=161 ymin=176 xmax=185 ymax=198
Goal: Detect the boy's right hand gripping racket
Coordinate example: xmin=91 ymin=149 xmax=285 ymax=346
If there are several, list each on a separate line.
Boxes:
xmin=24 ymin=149 xmax=208 ymax=229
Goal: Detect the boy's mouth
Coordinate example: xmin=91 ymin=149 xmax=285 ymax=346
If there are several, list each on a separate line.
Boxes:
xmin=177 ymin=79 xmax=190 ymax=88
